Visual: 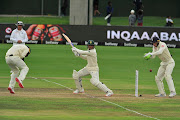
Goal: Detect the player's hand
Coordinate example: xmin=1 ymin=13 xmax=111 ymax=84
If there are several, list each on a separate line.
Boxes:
xmin=72 ymin=47 xmax=77 ymax=52
xmin=17 ymin=40 xmax=22 ymax=43
xmin=144 ymin=52 xmax=152 ymax=60
xmin=74 ymin=51 xmax=80 ymax=57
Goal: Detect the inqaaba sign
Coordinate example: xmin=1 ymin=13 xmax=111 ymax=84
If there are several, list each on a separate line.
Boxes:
xmin=107 ymin=30 xmax=180 ymax=42
xmin=105 ymin=26 xmax=180 ymax=48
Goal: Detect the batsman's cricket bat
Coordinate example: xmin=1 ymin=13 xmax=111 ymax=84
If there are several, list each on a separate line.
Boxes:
xmin=62 ymin=33 xmax=74 ymax=47
xmin=104 ymin=14 xmax=111 ymax=20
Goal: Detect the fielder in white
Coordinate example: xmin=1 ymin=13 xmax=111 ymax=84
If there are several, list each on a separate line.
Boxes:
xmin=10 ymin=21 xmax=28 ymax=45
xmin=71 ymin=40 xmax=113 ymax=97
xmin=144 ymin=37 xmax=176 ymax=98
xmin=6 ymin=45 xmax=31 ymax=94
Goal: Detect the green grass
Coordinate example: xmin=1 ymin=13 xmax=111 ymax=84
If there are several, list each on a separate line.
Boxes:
xmin=1 ymin=16 xmax=180 ymax=27
xmin=94 ymin=16 xmax=180 ymax=27
xmin=0 ymin=44 xmax=180 ymax=120
xmin=0 ymin=16 xmax=69 ymax=24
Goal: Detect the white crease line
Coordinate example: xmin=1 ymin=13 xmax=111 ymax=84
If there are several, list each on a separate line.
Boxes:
xmin=31 ymin=77 xmax=160 ymax=120
xmin=41 ymin=79 xmax=73 ymax=91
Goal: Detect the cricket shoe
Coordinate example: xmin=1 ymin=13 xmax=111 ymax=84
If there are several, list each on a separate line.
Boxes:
xmin=155 ymin=93 xmax=166 ymax=97
xmin=169 ymin=92 xmax=176 ymax=98
xmin=15 ymin=78 xmax=24 ymax=88
xmin=8 ymin=87 xmax=15 ymax=94
xmin=105 ymin=91 xmax=113 ymax=97
xmin=73 ymin=89 xmax=84 ymax=94
xmin=107 ymin=23 xmax=111 ymax=26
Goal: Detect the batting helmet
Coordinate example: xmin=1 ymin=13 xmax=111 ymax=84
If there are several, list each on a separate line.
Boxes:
xmin=151 ymin=37 xmax=160 ymax=43
xmin=87 ymin=40 xmax=95 ymax=46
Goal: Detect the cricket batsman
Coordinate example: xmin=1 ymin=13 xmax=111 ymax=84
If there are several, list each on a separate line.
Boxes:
xmin=144 ymin=37 xmax=176 ymax=97
xmin=71 ymin=40 xmax=113 ymax=97
xmin=5 ymin=45 xmax=31 ymax=94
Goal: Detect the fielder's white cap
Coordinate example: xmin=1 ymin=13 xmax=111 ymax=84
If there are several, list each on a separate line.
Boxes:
xmin=16 ymin=21 xmax=24 ymax=26
xmin=130 ymin=10 xmax=135 ymax=14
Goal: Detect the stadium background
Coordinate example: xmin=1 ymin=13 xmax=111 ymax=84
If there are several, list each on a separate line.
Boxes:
xmin=0 ymin=0 xmax=180 ymax=17
xmin=0 ymin=1 xmax=180 ymax=120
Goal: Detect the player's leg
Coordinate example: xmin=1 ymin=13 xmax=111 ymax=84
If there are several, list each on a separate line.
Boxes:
xmin=6 ymin=58 xmax=19 ymax=94
xmin=164 ymin=62 xmax=176 ymax=97
xmin=94 ymin=10 xmax=96 ymax=16
xmin=155 ymin=65 xmax=166 ymax=97
xmin=107 ymin=15 xmax=111 ymax=26
xmin=72 ymin=67 xmax=89 ymax=93
xmin=97 ymin=10 xmax=101 ymax=15
xmin=14 ymin=57 xmax=29 ymax=88
xmin=89 ymin=71 xmax=113 ymax=97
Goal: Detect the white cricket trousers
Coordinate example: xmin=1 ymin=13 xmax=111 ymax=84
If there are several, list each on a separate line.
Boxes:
xmin=5 ymin=56 xmax=29 ymax=88
xmin=76 ymin=67 xmax=112 ymax=93
xmin=155 ymin=62 xmax=176 ymax=94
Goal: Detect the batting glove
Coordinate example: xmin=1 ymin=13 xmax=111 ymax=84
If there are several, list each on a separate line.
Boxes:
xmin=74 ymin=51 xmax=80 ymax=57
xmin=72 ymin=47 xmax=77 ymax=52
xmin=144 ymin=52 xmax=152 ymax=60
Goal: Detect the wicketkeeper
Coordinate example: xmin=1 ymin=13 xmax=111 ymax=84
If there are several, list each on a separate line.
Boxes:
xmin=144 ymin=37 xmax=176 ymax=97
xmin=71 ymin=40 xmax=113 ymax=97
xmin=5 ymin=45 xmax=31 ymax=94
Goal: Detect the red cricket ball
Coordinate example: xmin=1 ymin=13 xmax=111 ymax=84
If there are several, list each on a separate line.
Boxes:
xmin=150 ymin=69 xmax=152 ymax=72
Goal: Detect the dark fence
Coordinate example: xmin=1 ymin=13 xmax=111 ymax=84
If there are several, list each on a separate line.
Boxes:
xmin=0 ymin=0 xmax=61 ymax=15
xmin=0 ymin=24 xmax=180 ymax=48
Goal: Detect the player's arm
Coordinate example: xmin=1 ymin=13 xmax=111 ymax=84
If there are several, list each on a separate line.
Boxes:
xmin=151 ymin=46 xmax=156 ymax=59
xmin=144 ymin=43 xmax=166 ymax=60
xmin=151 ymin=44 xmax=166 ymax=56
xmin=111 ymin=7 xmax=114 ymax=14
xmin=10 ymin=31 xmax=18 ymax=43
xmin=72 ymin=47 xmax=91 ymax=59
xmin=75 ymin=49 xmax=92 ymax=56
xmin=169 ymin=19 xmax=173 ymax=24
xmin=20 ymin=48 xmax=29 ymax=59
xmin=79 ymin=55 xmax=87 ymax=60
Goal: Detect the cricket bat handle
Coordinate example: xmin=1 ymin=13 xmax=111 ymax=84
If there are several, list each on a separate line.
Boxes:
xmin=62 ymin=33 xmax=74 ymax=47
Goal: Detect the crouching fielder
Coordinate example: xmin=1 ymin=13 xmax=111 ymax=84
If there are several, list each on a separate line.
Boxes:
xmin=71 ymin=40 xmax=113 ymax=97
xmin=5 ymin=45 xmax=31 ymax=94
xmin=144 ymin=37 xmax=176 ymax=98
